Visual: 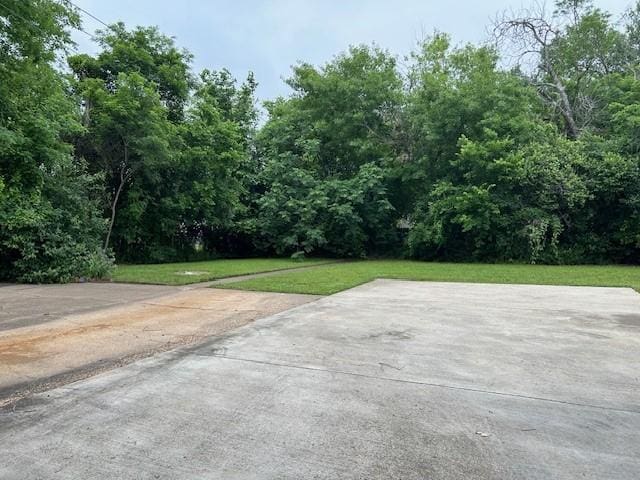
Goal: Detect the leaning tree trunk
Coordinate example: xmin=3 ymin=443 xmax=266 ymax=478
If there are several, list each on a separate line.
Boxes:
xmin=103 ymin=143 xmax=130 ymax=252
xmin=551 ymin=71 xmax=580 ymax=140
xmin=103 ymin=166 xmax=127 ymax=251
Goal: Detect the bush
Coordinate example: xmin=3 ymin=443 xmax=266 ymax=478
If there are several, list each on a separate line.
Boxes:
xmin=0 ymin=157 xmax=110 ymax=283
xmin=81 ymin=250 xmax=114 ymax=280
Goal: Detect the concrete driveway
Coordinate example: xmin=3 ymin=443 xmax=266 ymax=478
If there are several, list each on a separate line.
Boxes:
xmin=1 ymin=280 xmax=639 ymax=479
xmin=0 ymin=285 xmax=317 ymax=403
xmin=0 ymin=282 xmax=179 ymax=331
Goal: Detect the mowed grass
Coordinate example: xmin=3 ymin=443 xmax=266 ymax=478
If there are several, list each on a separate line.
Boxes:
xmin=218 ymin=260 xmax=640 ymax=295
xmin=111 ymin=258 xmax=335 ymax=285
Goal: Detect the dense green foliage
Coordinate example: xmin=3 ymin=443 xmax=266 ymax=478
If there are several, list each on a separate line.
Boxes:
xmin=0 ymin=0 xmax=110 ymax=282
xmin=68 ymin=26 xmax=255 ymax=262
xmin=1 ymin=0 xmax=639 ymax=282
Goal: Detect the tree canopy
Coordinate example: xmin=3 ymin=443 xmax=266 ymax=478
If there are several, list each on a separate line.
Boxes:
xmin=1 ymin=0 xmax=639 ymax=282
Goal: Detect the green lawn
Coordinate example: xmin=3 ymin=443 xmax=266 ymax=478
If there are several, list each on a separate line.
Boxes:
xmin=111 ymin=258 xmax=335 ymax=285
xmin=218 ymin=260 xmax=640 ymax=295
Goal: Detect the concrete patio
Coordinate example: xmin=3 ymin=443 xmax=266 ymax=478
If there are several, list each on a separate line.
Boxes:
xmin=1 ymin=280 xmax=639 ymax=479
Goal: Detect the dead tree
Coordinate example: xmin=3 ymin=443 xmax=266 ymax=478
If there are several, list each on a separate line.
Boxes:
xmin=493 ymin=3 xmax=582 ymax=139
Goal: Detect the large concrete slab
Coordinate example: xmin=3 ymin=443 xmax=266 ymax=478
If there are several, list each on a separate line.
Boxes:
xmin=1 ymin=280 xmax=639 ymax=479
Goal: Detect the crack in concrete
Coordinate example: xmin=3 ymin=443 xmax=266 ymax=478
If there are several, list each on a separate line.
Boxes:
xmin=203 ymin=353 xmax=640 ymax=415
xmin=139 ymin=302 xmax=224 ymax=311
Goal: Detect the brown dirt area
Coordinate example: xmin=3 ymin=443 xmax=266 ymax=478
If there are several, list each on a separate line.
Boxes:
xmin=0 ymin=288 xmax=318 ymax=407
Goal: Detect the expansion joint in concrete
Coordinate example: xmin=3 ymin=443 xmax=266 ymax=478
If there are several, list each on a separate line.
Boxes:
xmin=205 ymin=353 xmax=640 ymax=415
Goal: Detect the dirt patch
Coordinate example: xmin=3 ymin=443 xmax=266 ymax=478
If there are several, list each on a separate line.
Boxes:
xmin=0 ymin=288 xmax=318 ymax=407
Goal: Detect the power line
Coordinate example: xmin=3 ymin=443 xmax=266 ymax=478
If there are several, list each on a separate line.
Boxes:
xmin=60 ymin=0 xmax=129 ymax=46
xmin=62 ymin=0 xmax=111 ymax=30
xmin=71 ymin=25 xmax=97 ymax=41
xmin=59 ymin=1 xmax=173 ymax=63
xmin=57 ymin=0 xmax=106 ymax=41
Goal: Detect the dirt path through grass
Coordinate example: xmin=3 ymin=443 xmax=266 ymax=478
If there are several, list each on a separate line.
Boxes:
xmin=112 ymin=258 xmax=338 ymax=285
xmin=184 ymin=260 xmax=348 ymax=287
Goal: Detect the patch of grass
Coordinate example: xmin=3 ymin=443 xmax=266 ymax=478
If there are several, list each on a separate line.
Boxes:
xmin=111 ymin=258 xmax=335 ymax=285
xmin=218 ymin=260 xmax=640 ymax=295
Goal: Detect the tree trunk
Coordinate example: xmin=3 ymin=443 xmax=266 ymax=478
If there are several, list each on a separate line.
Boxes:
xmin=103 ymin=142 xmax=130 ymax=252
xmin=103 ymin=166 xmax=126 ymax=252
xmin=82 ymin=97 xmax=92 ymax=127
xmin=551 ymin=71 xmax=580 ymax=139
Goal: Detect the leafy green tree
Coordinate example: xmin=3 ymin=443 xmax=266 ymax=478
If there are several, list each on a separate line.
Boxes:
xmin=260 ymin=45 xmax=403 ymax=179
xmin=69 ymin=25 xmax=255 ymax=261
xmin=251 ymin=45 xmax=402 ymax=257
xmin=570 ymin=134 xmax=640 ymax=262
xmin=192 ymin=68 xmax=261 ymax=256
xmin=404 ymin=37 xmax=592 ymax=262
xmin=175 ymin=71 xmax=246 ymax=253
xmin=197 ymin=69 xmax=258 ymax=141
xmin=0 ymin=0 xmax=111 ymax=282
xmin=1 ymin=157 xmax=109 ymax=282
xmin=627 ymin=1 xmax=640 ymax=59
xmin=69 ymin=23 xmax=193 ymax=122
xmin=79 ymin=72 xmax=172 ymax=252
xmin=253 ymin=157 xmax=395 ymax=257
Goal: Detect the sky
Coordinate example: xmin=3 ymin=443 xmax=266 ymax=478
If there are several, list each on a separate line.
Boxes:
xmin=70 ymin=0 xmax=634 ymax=104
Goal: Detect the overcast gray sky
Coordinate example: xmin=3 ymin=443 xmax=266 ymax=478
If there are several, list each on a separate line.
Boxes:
xmin=70 ymin=0 xmax=633 ymax=103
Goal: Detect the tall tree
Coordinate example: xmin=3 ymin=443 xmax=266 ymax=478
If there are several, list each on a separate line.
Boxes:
xmin=260 ymin=45 xmax=403 ymax=179
xmin=175 ymin=71 xmax=247 ymax=252
xmin=0 ymin=0 xmax=110 ymax=282
xmin=78 ymin=72 xmax=172 ymax=251
xmin=251 ymin=45 xmax=401 ymax=256
xmin=69 ymin=25 xmax=254 ymax=261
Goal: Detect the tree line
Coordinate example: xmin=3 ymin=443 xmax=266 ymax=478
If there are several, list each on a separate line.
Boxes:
xmin=1 ymin=0 xmax=639 ymax=282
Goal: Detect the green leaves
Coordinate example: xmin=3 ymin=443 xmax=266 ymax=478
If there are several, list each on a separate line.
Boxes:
xmin=0 ymin=0 xmax=80 ymax=64
xmin=263 ymin=45 xmax=402 ymax=179
xmin=0 ymin=158 xmax=110 ymax=282
xmin=254 ymin=159 xmax=395 ymax=257
xmin=177 ymin=73 xmax=245 ymax=231
xmin=249 ymin=46 xmax=402 ymax=258
xmin=65 ymin=22 xmax=259 ymax=262
xmin=70 ymin=22 xmax=193 ymax=122
xmin=3 ymin=0 xmax=640 ymax=279
xmin=0 ymin=0 xmax=111 ymax=282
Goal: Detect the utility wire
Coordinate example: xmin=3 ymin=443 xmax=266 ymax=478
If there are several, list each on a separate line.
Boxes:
xmin=58 ymin=1 xmax=175 ymax=65
xmin=61 ymin=0 xmax=111 ymax=30
xmin=57 ymin=0 xmax=105 ymax=41
xmin=0 ymin=0 xmax=102 ymax=44
xmin=70 ymin=24 xmax=97 ymax=41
